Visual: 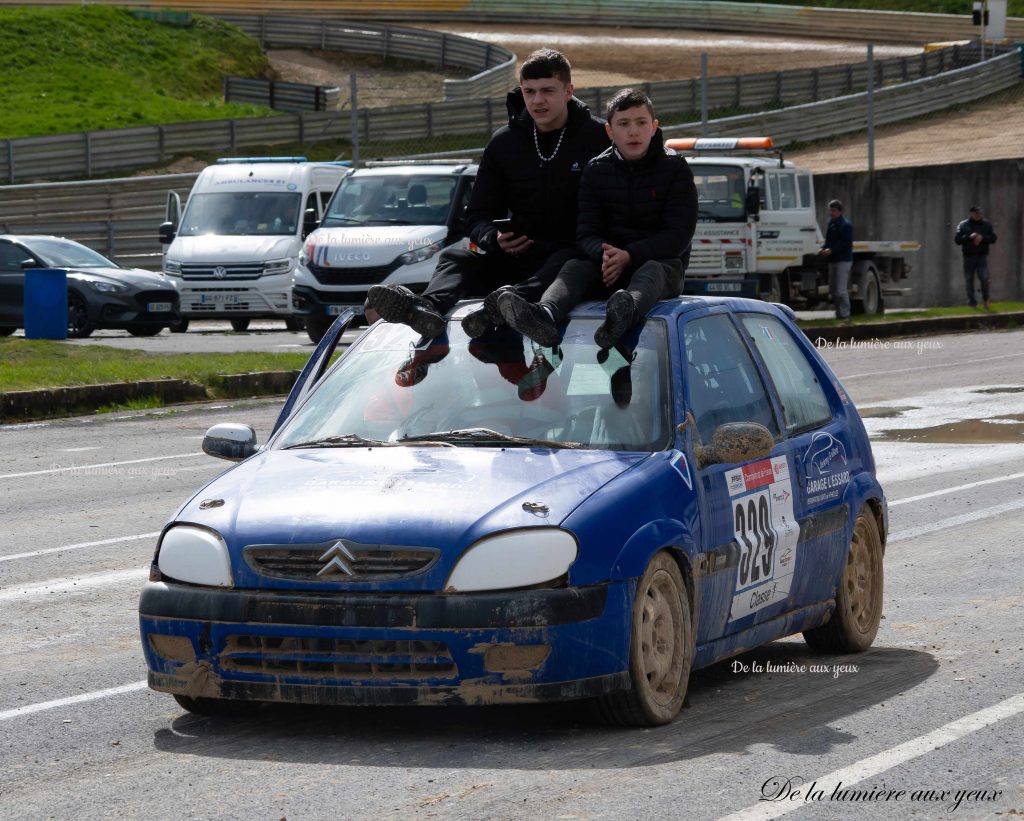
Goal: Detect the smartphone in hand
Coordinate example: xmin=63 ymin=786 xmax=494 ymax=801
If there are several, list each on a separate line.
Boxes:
xmin=492 ymin=218 xmax=515 ymax=233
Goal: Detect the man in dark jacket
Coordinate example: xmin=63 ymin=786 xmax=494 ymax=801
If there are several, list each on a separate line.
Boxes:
xmin=365 ymin=49 xmax=610 ymax=339
xmin=819 ymin=199 xmax=854 ymax=319
xmin=955 ymin=205 xmax=997 ymax=309
xmin=496 ymin=88 xmax=698 ymax=350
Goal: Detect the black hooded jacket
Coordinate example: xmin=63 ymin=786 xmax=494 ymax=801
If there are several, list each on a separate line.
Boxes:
xmin=465 ymin=89 xmax=610 ymax=255
xmin=576 ymin=129 xmax=698 ymax=268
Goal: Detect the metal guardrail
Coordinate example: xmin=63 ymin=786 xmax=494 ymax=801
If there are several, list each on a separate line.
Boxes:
xmin=2 ymin=47 xmax=1017 ymax=272
xmin=224 ymin=77 xmax=341 ymax=111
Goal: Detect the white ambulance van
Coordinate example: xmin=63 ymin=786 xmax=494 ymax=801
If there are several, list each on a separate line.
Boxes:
xmin=158 ymin=157 xmax=349 ymax=331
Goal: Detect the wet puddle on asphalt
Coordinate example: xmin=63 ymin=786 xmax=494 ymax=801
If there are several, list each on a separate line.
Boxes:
xmin=877 ymin=417 xmax=1024 ymax=444
xmin=863 ymin=387 xmax=1024 ymax=444
xmin=859 ymin=406 xmax=919 ymax=419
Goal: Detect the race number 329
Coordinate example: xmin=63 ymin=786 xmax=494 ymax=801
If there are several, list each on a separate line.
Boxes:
xmin=735 ymin=491 xmax=775 ymax=588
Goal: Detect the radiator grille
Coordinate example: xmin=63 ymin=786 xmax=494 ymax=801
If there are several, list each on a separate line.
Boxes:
xmin=245 ymin=542 xmax=439 ymax=581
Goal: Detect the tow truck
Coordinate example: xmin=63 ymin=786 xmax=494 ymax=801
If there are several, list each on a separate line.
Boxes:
xmin=666 ymin=137 xmax=919 ymax=314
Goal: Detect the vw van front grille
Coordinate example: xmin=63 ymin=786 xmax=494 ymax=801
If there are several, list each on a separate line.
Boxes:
xmin=219 ymin=635 xmax=457 ymax=680
xmin=180 ymin=263 xmax=264 ymax=280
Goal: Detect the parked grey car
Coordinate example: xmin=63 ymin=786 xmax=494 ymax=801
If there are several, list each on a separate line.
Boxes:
xmin=0 ymin=235 xmax=181 ymax=338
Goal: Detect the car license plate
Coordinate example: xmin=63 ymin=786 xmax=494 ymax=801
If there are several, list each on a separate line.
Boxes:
xmin=147 ymin=302 xmax=172 ymax=312
xmin=707 ymin=282 xmax=742 ymax=292
xmin=199 ymin=294 xmax=240 ymax=304
xmin=327 ymin=305 xmax=356 ymax=315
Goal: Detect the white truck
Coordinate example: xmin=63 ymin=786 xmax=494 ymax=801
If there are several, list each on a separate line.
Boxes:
xmin=666 ymin=137 xmax=918 ymax=314
xmin=293 ymin=161 xmax=477 ymax=342
xmin=158 ymin=157 xmax=349 ymax=331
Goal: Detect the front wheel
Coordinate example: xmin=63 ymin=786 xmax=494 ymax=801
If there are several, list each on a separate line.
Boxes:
xmin=67 ymin=293 xmax=95 ymax=338
xmin=126 ymin=324 xmax=162 ymax=337
xmin=803 ymin=507 xmax=884 ymax=653
xmin=306 ymin=313 xmax=333 ymax=344
xmin=230 ymin=318 xmax=250 ymax=332
xmin=852 ymin=267 xmax=883 ymax=315
xmin=593 ymin=551 xmax=693 ymax=726
xmin=284 ymin=316 xmax=304 ymax=332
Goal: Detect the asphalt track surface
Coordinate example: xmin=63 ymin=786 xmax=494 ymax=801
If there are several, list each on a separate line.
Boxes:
xmin=1 ymin=327 xmax=1023 ymax=820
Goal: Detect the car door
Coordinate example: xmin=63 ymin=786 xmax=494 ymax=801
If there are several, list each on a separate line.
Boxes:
xmin=679 ymin=310 xmax=801 ymax=641
xmin=0 ymin=240 xmax=31 ymax=326
xmin=738 ymin=311 xmax=852 ymax=606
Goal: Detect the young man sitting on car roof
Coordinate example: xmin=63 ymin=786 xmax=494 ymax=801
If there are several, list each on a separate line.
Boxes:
xmin=496 ymin=88 xmax=698 ymax=350
xmin=364 ymin=48 xmax=610 ymax=340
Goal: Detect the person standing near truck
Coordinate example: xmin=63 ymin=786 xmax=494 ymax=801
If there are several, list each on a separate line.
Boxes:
xmin=819 ymin=199 xmax=853 ymax=320
xmin=955 ymin=205 xmax=997 ymax=309
xmin=365 ymin=48 xmax=610 ymax=339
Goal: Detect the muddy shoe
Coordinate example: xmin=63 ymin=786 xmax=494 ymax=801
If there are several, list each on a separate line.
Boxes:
xmin=594 ymin=290 xmax=637 ymax=350
xmin=498 ymin=291 xmax=560 ymax=348
xmin=367 ymin=284 xmax=445 ymax=339
xmin=461 ymin=285 xmax=513 ymax=338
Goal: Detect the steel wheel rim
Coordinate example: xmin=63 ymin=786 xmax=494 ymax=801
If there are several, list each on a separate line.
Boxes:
xmin=639 ymin=569 xmax=683 ymax=702
xmin=845 ymin=519 xmax=877 ymax=632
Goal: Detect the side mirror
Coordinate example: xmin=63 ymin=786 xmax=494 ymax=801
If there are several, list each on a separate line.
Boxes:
xmin=202 ymin=423 xmax=258 ymax=462
xmin=158 ymin=221 xmax=177 ymax=245
xmin=302 ymin=208 xmax=319 ymax=239
xmin=695 ymin=422 xmax=774 ymax=469
xmin=745 ymin=187 xmax=761 ymax=217
xmin=19 ymin=258 xmax=37 ymax=269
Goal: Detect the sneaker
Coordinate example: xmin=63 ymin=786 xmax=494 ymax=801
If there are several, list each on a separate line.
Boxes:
xmin=498 ymin=291 xmax=560 ymax=347
xmin=394 ymin=343 xmax=450 ymax=387
xmin=461 ymin=285 xmax=514 ymax=338
xmin=518 ymin=352 xmax=555 ymax=402
xmin=367 ymin=284 xmax=445 ymax=339
xmin=594 ymin=290 xmax=637 ymax=349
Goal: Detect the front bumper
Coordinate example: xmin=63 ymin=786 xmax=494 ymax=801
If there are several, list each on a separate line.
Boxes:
xmin=176 ymin=282 xmax=292 ymax=318
xmin=139 ymin=580 xmax=631 ymax=706
xmin=291 ymin=283 xmax=426 ymax=319
xmin=87 ymin=290 xmax=180 ymax=329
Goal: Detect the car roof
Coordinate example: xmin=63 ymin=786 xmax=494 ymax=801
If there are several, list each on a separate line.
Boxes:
xmin=0 ymin=234 xmax=81 ymax=245
xmin=450 ymin=295 xmax=793 ymax=322
xmin=350 ymin=163 xmax=477 ymax=177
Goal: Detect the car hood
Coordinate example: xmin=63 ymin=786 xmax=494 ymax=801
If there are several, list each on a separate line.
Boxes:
xmin=306 ymin=226 xmax=445 ymax=267
xmin=166 ymin=235 xmax=297 ymax=263
xmin=174 ymin=446 xmax=647 ymax=589
xmin=67 ymin=266 xmax=176 ymax=289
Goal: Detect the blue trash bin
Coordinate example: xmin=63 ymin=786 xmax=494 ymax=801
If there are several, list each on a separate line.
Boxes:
xmin=24 ymin=268 xmax=68 ymax=340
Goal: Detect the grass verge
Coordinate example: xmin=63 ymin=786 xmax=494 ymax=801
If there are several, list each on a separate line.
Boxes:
xmin=0 ymin=339 xmax=310 ymax=394
xmin=797 ymin=301 xmax=1024 ymax=328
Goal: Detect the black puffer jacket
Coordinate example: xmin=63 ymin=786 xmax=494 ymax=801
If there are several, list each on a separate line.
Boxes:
xmin=466 ymin=89 xmax=610 ymax=255
xmin=955 ymin=217 xmax=997 ymax=257
xmin=576 ymin=130 xmax=698 ymax=267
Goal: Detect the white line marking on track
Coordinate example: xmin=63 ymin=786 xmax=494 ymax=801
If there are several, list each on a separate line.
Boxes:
xmin=720 ymin=691 xmax=1024 ymax=820
xmin=0 ymin=532 xmax=160 ymax=563
xmin=0 ymin=681 xmax=149 ymax=722
xmin=0 ymin=567 xmax=148 ymax=602
xmin=889 ymin=498 xmax=1024 ymax=544
xmin=889 ymin=470 xmax=1024 ymax=507
xmin=0 ymin=453 xmax=203 ymax=480
xmin=839 ymin=351 xmax=1023 ymax=380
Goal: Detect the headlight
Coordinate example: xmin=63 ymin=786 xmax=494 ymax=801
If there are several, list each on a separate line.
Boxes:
xmin=264 ymin=258 xmax=292 ymax=276
xmin=157 ymin=525 xmax=233 ymax=587
xmin=88 ymin=280 xmax=130 ymax=293
xmin=445 ymin=529 xmax=578 ymax=592
xmin=163 ymin=260 xmax=182 ymax=276
xmin=399 ymin=241 xmax=442 ymax=266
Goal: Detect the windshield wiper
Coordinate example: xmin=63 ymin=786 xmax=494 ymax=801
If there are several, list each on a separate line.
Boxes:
xmin=282 ymin=433 xmax=396 ymax=449
xmin=398 ymin=428 xmax=583 ymax=449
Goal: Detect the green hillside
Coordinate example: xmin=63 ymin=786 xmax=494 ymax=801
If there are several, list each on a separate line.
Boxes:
xmin=0 ymin=5 xmax=274 ymax=139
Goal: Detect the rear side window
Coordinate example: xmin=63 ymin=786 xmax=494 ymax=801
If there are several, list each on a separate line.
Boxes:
xmin=741 ymin=314 xmax=832 ymax=433
xmin=684 ymin=314 xmax=779 ymax=444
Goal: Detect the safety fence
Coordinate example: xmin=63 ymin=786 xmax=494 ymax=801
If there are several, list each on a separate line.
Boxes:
xmin=4 ymin=0 xmax=1023 ymax=45
xmin=224 ymin=77 xmax=341 ymax=112
xmin=2 ymin=47 xmax=1018 ymax=272
xmin=0 ymin=37 xmax=992 ymax=185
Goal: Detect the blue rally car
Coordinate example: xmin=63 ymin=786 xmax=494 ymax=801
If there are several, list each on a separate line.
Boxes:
xmin=139 ymin=297 xmax=886 ymax=726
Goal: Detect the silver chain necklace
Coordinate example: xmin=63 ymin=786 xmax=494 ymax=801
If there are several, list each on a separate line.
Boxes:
xmin=534 ymin=124 xmax=566 ymax=164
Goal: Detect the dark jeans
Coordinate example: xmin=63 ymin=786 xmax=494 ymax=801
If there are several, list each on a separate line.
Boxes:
xmin=963 ymin=256 xmax=990 ymax=305
xmin=540 ymin=258 xmax=686 ymax=324
xmin=421 ymin=245 xmax=579 ymax=316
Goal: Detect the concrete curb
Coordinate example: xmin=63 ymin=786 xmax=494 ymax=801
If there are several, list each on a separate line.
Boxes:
xmin=0 ymin=371 xmax=300 ymax=423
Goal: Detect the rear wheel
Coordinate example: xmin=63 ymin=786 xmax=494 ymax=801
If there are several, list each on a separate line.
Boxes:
xmin=230 ymin=318 xmax=250 ymax=332
xmin=852 ymin=267 xmax=883 ymax=315
xmin=172 ymin=694 xmax=257 ymax=716
xmin=593 ymin=551 xmax=693 ymax=726
xmin=803 ymin=508 xmax=884 ymax=653
xmin=67 ymin=293 xmax=94 ymax=338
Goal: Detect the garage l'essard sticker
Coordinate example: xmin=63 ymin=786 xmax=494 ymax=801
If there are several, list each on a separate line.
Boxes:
xmin=725 ymin=456 xmax=801 ymax=622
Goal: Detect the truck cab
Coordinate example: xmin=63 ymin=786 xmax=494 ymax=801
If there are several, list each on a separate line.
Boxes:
xmin=158 ymin=158 xmax=349 ymax=331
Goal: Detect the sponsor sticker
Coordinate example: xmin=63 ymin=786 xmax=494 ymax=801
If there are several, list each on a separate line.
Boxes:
xmin=802 ymin=431 xmax=850 ymax=506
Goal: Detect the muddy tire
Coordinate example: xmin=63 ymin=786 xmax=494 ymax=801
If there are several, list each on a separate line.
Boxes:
xmin=594 ymin=551 xmax=693 ymax=726
xmin=804 ymin=508 xmax=884 ymax=653
xmin=172 ymin=694 xmax=256 ymax=716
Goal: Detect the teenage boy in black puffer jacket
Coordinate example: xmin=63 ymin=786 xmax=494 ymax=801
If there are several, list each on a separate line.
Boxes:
xmin=497 ymin=88 xmax=698 ymax=349
xmin=365 ymin=48 xmax=610 ymax=340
